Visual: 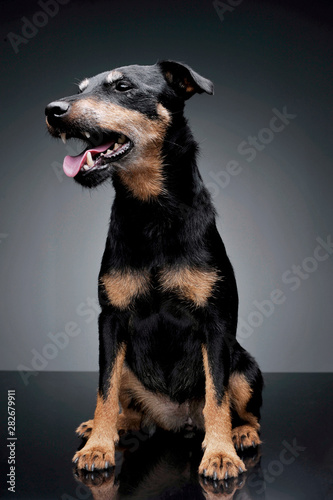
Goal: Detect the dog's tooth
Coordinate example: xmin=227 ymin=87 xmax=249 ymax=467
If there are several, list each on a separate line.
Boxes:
xmin=118 ymin=134 xmax=126 ymax=144
xmin=60 ymin=132 xmax=67 ymax=144
xmin=83 ymin=164 xmax=90 ymax=171
xmin=86 ymin=151 xmax=94 ymax=167
xmin=113 ymin=143 xmax=119 ymax=150
xmin=106 ymin=149 xmax=112 ymax=154
xmin=84 ymin=131 xmax=90 ymax=139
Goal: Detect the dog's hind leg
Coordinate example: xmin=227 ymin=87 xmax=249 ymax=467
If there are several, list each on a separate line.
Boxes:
xmin=229 ymin=345 xmax=263 ymax=451
xmin=75 ymin=411 xmax=142 ymax=439
xmin=117 ymin=367 xmax=145 ymax=434
xmin=117 ymin=409 xmax=142 ymax=434
xmin=76 ymin=419 xmax=94 ymax=439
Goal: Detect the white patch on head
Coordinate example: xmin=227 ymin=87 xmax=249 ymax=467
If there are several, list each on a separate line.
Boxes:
xmin=78 ymin=78 xmax=89 ymax=92
xmin=105 ymin=70 xmax=123 ymax=84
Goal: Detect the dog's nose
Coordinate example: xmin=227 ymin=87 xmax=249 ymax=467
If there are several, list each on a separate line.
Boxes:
xmin=45 ymin=101 xmax=70 ymax=123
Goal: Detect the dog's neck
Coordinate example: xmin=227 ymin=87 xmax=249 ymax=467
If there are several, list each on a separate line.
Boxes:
xmin=103 ymin=120 xmax=216 ymax=270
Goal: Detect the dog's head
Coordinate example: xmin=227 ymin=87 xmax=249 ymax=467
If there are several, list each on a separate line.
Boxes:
xmin=45 ymin=61 xmax=213 ymax=190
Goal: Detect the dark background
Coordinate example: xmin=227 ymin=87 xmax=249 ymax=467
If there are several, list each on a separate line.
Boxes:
xmin=1 ymin=0 xmax=333 ymax=373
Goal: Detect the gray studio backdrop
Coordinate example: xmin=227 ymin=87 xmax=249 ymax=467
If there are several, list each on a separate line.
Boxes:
xmin=1 ymin=0 xmax=332 ymax=374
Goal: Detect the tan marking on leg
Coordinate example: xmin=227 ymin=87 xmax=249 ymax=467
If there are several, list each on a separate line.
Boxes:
xmin=199 ymin=346 xmax=245 ymax=480
xmin=229 ymin=372 xmax=261 ymax=451
xmin=71 ymin=99 xmax=171 ymax=201
xmin=159 ymin=266 xmax=220 ymax=307
xmin=229 ymin=373 xmax=260 ymax=431
xmin=73 ymin=345 xmax=126 ymax=470
xmin=100 ymin=268 xmax=150 ymax=309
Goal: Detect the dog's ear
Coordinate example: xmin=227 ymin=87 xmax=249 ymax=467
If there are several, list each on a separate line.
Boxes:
xmin=158 ymin=60 xmax=214 ymax=100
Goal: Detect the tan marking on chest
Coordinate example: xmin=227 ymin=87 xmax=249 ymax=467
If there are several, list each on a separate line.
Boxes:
xmin=101 ymin=269 xmax=150 ymax=309
xmin=159 ymin=266 xmax=220 ymax=307
xmin=71 ymin=100 xmax=171 ymax=201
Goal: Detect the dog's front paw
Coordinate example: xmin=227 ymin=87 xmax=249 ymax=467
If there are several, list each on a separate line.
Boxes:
xmin=232 ymin=425 xmax=261 ymax=452
xmin=76 ymin=419 xmax=94 ymax=439
xmin=199 ymin=449 xmax=246 ymax=481
xmin=73 ymin=439 xmax=116 ymax=471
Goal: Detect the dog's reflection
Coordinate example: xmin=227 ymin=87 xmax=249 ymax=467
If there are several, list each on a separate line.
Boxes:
xmin=73 ymin=430 xmax=264 ymax=500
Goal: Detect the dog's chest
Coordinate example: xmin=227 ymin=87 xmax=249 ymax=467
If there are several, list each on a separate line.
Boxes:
xmin=100 ymin=265 xmax=220 ymax=310
xmin=125 ymin=310 xmax=205 ymax=401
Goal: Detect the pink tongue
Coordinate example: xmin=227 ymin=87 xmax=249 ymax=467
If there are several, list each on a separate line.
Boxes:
xmin=63 ymin=141 xmax=114 ymax=177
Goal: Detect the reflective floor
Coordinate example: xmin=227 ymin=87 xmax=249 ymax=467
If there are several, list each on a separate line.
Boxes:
xmin=0 ymin=372 xmax=332 ymax=499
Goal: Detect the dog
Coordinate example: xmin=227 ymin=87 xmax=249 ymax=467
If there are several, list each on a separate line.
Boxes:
xmin=45 ymin=60 xmax=263 ymax=481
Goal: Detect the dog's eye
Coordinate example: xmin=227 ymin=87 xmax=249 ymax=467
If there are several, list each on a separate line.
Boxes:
xmin=115 ymin=81 xmax=132 ymax=92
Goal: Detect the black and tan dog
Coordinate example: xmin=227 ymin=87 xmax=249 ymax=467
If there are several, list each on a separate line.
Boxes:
xmin=45 ymin=61 xmax=263 ymax=482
